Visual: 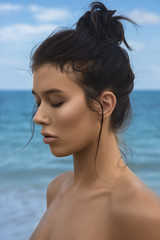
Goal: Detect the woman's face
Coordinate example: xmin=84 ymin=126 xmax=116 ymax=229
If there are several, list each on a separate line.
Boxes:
xmin=32 ymin=63 xmax=100 ymax=157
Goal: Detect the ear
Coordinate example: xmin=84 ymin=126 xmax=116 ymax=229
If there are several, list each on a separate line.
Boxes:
xmin=96 ymin=91 xmax=117 ymax=119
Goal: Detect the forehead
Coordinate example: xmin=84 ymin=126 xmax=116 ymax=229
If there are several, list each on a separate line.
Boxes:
xmin=33 ymin=64 xmax=82 ymax=96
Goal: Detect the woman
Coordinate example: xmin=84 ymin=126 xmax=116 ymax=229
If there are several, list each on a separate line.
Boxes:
xmin=29 ymin=1 xmax=160 ymax=239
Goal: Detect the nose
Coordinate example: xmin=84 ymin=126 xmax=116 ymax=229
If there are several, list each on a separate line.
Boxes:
xmin=33 ymin=105 xmax=50 ymax=125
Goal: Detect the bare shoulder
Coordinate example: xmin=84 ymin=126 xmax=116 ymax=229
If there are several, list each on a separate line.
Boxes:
xmin=112 ymin=178 xmax=160 ymax=240
xmin=46 ymin=171 xmax=73 ymax=208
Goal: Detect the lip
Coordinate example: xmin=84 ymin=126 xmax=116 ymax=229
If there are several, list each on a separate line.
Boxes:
xmin=41 ymin=131 xmax=58 ymax=144
xmin=43 ymin=136 xmax=58 ymax=144
xmin=41 ymin=131 xmax=57 ymax=138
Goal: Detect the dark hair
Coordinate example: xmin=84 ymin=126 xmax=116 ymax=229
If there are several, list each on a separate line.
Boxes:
xmin=28 ymin=1 xmax=137 ymax=177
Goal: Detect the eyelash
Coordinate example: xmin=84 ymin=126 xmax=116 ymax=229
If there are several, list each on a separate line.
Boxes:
xmin=35 ymin=102 xmax=64 ymax=108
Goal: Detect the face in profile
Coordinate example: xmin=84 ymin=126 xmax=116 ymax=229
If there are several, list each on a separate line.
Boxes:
xmin=32 ymin=63 xmax=101 ymax=157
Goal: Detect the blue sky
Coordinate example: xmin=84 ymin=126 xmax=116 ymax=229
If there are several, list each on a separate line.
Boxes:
xmin=0 ymin=0 xmax=160 ymax=90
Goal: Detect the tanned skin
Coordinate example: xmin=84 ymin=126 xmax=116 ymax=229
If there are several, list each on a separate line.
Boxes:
xmin=30 ymin=64 xmax=160 ymax=240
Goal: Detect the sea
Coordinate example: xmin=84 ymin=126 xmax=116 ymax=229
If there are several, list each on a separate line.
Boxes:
xmin=0 ymin=90 xmax=160 ymax=239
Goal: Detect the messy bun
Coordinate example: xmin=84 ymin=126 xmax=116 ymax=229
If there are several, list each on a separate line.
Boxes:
xmin=30 ymin=1 xmax=137 ymax=164
xmin=76 ymin=2 xmax=133 ymax=49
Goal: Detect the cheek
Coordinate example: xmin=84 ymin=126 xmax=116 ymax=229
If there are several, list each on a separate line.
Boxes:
xmin=51 ymin=100 xmax=100 ymax=154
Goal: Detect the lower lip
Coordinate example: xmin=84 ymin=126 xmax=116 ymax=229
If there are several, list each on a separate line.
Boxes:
xmin=43 ymin=137 xmax=58 ymax=144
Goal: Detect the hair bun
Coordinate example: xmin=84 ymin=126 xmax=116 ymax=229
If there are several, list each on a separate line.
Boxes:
xmin=76 ymin=1 xmax=136 ymax=50
xmin=107 ymin=9 xmax=116 ymax=18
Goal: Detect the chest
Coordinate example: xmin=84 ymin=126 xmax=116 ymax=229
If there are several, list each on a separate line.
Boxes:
xmin=30 ymin=192 xmax=114 ymax=240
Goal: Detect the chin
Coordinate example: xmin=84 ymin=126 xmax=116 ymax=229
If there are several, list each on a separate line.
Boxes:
xmin=49 ymin=145 xmax=72 ymax=157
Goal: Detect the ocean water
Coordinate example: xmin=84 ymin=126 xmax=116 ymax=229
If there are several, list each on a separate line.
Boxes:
xmin=0 ymin=90 xmax=160 ymax=239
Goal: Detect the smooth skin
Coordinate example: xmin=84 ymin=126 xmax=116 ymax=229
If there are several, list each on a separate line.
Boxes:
xmin=30 ymin=63 xmax=160 ymax=240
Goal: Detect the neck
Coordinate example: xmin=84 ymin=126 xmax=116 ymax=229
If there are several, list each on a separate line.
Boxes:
xmin=72 ymin=129 xmax=126 ymax=190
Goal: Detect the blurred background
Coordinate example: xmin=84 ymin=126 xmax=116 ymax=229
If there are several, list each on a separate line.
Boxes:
xmin=0 ymin=0 xmax=160 ymax=239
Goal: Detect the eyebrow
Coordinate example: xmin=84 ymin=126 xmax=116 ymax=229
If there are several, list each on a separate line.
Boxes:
xmin=32 ymin=88 xmax=65 ymax=96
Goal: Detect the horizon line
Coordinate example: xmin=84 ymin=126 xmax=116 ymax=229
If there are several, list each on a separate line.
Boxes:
xmin=0 ymin=89 xmax=160 ymax=91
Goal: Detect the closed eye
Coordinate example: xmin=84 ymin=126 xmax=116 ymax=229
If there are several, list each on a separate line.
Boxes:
xmin=35 ymin=102 xmax=64 ymax=108
xmin=51 ymin=102 xmax=64 ymax=107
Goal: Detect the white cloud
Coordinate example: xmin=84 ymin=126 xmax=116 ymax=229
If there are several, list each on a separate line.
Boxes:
xmin=129 ymin=9 xmax=160 ymax=24
xmin=0 ymin=3 xmax=71 ymax=22
xmin=28 ymin=4 xmax=71 ymax=22
xmin=0 ymin=3 xmax=23 ymax=11
xmin=0 ymin=24 xmax=57 ymax=41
